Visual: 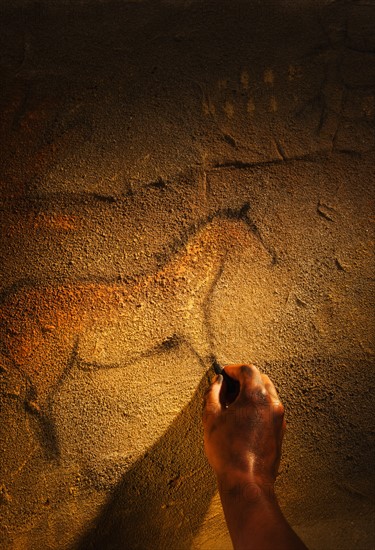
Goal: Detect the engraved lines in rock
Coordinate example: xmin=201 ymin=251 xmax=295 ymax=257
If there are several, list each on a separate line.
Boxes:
xmin=0 ymin=207 xmax=270 ymax=459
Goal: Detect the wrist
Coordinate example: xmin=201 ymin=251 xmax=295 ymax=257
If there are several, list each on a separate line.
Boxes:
xmin=216 ymin=471 xmax=276 ymax=506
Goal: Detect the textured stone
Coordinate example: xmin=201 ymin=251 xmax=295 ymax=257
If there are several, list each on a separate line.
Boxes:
xmin=0 ymin=1 xmax=374 ymax=550
xmin=347 ymin=5 xmax=375 ymax=52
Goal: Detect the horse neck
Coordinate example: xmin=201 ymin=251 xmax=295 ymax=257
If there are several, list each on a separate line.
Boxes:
xmin=155 ymin=220 xmax=233 ymax=296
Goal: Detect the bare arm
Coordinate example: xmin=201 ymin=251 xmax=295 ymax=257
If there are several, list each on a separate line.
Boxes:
xmin=203 ymin=364 xmax=307 ymax=550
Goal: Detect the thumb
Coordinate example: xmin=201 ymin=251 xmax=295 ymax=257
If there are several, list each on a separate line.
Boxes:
xmin=203 ymin=374 xmax=223 ymax=424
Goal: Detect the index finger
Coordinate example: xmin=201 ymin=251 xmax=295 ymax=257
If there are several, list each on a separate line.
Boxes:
xmin=223 ymin=364 xmax=263 ymax=386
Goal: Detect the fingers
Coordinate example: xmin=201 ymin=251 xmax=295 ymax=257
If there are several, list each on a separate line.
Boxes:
xmin=221 ymin=364 xmax=284 ymax=411
xmin=224 ymin=363 xmax=263 ymax=386
xmin=223 ymin=364 xmax=265 ymax=405
xmin=203 ymin=374 xmax=223 ymax=423
xmin=204 ymin=363 xmax=285 ymax=424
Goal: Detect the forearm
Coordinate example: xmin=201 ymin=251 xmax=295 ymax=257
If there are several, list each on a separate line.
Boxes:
xmin=203 ymin=365 xmax=307 ymax=549
xmin=217 ymin=474 xmax=307 ymax=550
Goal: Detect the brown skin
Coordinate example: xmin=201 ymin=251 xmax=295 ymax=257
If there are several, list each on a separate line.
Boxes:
xmin=203 ymin=364 xmax=308 ymax=550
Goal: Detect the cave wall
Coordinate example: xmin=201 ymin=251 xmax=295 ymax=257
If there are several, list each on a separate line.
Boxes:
xmin=0 ymin=1 xmax=374 ymax=549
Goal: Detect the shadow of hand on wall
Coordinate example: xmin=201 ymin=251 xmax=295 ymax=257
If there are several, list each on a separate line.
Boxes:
xmin=74 ymin=373 xmax=216 ymax=550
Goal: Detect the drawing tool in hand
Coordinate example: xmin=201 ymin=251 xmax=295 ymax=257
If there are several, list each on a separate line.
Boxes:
xmin=212 ymin=358 xmax=240 ymax=405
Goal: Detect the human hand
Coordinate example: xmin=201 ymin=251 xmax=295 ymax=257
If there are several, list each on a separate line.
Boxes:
xmin=203 ymin=364 xmax=285 ymax=491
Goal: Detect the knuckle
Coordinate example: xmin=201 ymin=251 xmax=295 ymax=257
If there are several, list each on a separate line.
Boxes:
xmin=252 ymin=384 xmax=269 ymax=402
xmin=203 ymin=387 xmax=212 ymax=403
xmin=241 ymin=383 xmax=271 ymax=407
xmin=202 ymin=402 xmax=218 ymax=422
xmin=261 ymin=374 xmax=272 ymax=384
xmin=272 ymin=401 xmax=285 ymax=417
xmin=240 ymin=364 xmax=258 ymax=378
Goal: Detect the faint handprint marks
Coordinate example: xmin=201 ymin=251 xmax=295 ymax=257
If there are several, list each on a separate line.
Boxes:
xmin=199 ymin=62 xmax=373 ymax=157
xmin=200 ymin=65 xmax=305 ymax=160
xmin=202 ymin=66 xmax=302 ymax=123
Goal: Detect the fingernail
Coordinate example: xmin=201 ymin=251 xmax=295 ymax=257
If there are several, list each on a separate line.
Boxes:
xmin=216 ymin=374 xmax=223 ymax=383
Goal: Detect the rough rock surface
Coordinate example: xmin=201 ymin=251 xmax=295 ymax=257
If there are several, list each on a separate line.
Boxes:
xmin=0 ymin=1 xmax=374 ymax=549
